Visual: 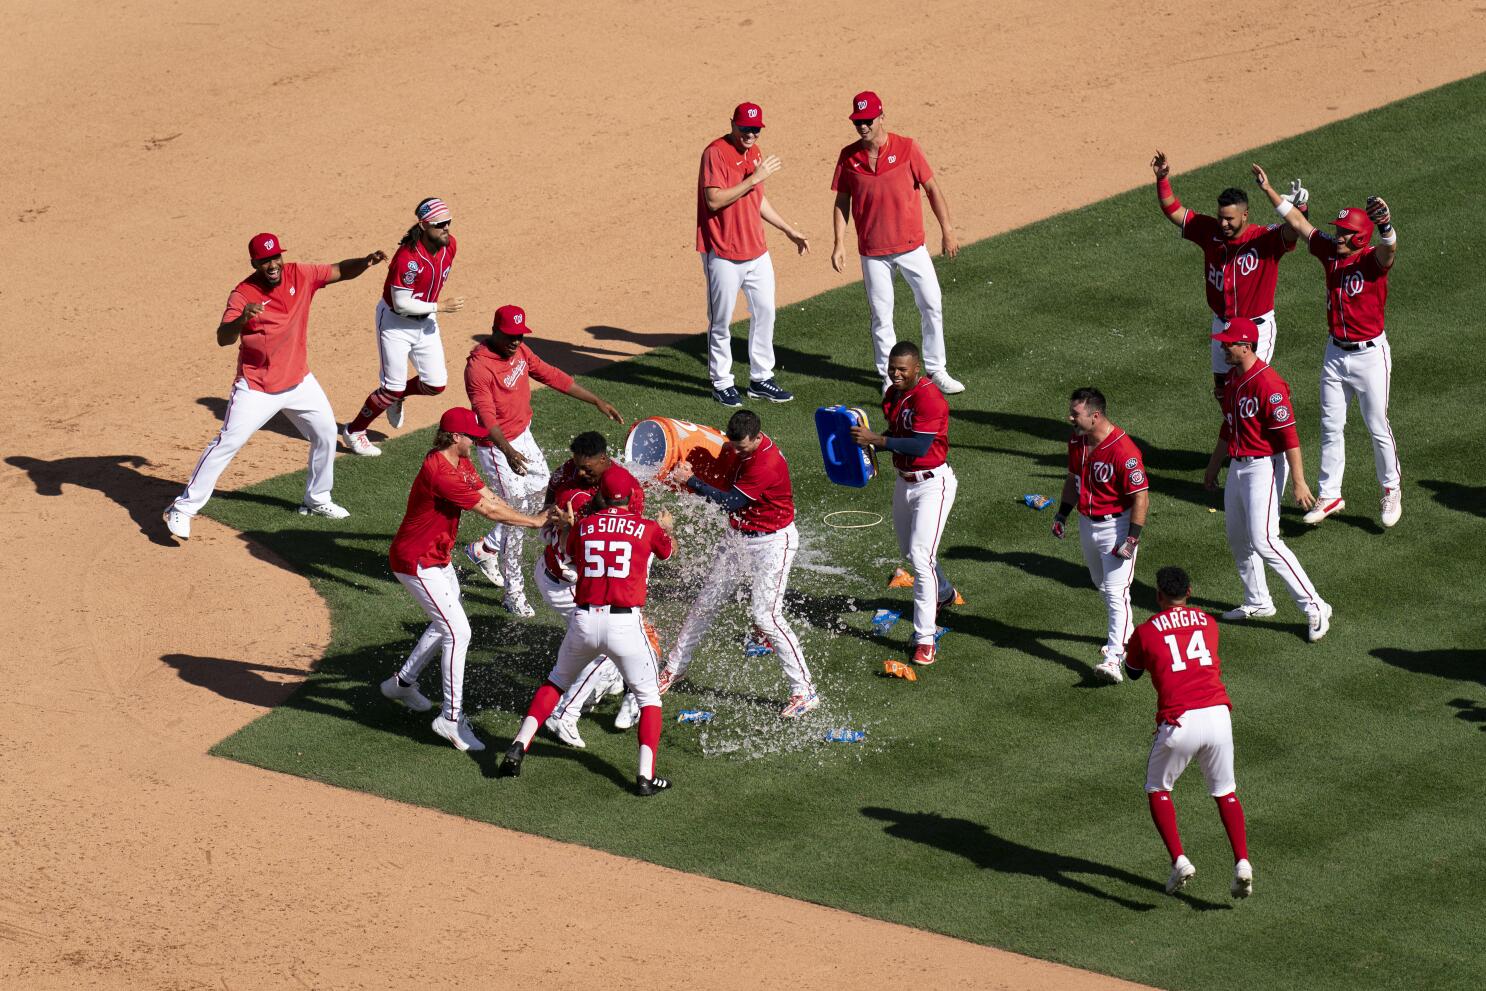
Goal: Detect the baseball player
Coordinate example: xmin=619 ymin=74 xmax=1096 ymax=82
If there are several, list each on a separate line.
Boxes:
xmin=463 ymin=305 xmax=624 ymax=617
xmin=849 ymin=341 xmax=959 ymax=666
xmin=1151 ymin=151 xmax=1306 ymax=399
xmin=662 ymin=410 xmax=818 ymax=717
xmin=498 ymin=472 xmax=677 ymax=796
xmin=697 ymin=102 xmax=811 ymax=408
xmin=1205 ymin=318 xmax=1332 ymax=641
xmin=1253 ymin=165 xmax=1403 ymax=528
xmin=342 ymin=197 xmax=465 ymax=456
xmin=831 ymin=91 xmax=965 ymax=395
xmin=1123 ymin=565 xmax=1253 ymax=900
xmin=1050 ymin=387 xmax=1149 ymax=684
xmin=379 ymin=407 xmax=549 ymax=752
xmin=163 ymin=233 xmax=387 ymax=540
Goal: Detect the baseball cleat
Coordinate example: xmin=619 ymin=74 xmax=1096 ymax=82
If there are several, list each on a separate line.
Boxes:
xmin=381 ymin=675 xmax=433 ymax=712
xmin=544 ymin=715 xmax=586 ymax=749
xmin=502 ymin=592 xmax=536 ymax=618
xmin=464 ymin=540 xmax=505 ymax=589
xmin=299 ymin=500 xmax=351 ymax=520
xmin=929 ymin=370 xmax=966 ymax=395
xmin=780 ymin=692 xmax=821 ymax=718
xmin=1093 ymin=657 xmax=1125 ymax=684
xmin=1220 ymin=604 xmax=1276 ymax=621
xmin=1307 ymin=602 xmax=1333 ymax=643
xmin=1231 ymin=859 xmax=1254 ymax=899
xmin=385 ymin=398 xmax=405 ymax=429
xmin=636 ymin=774 xmax=673 ymax=797
xmin=163 ymin=505 xmax=192 ymax=540
xmin=911 ymin=643 xmax=937 ymax=666
xmin=936 ymin=588 xmax=965 ymax=619
xmin=614 ymin=692 xmax=640 ymax=730
xmin=712 ymin=386 xmax=744 ymax=408
xmin=888 ymin=567 xmax=915 ymax=588
xmin=655 ymin=667 xmax=676 ymax=696
xmin=431 ymin=714 xmax=486 ymax=752
xmin=1302 ymin=497 xmax=1345 ymax=525
xmin=341 ymin=426 xmax=382 ymax=457
xmin=746 ymin=379 xmax=794 ymax=403
xmin=1166 ymin=855 xmax=1196 ymax=895
xmin=497 ymin=741 xmax=525 ymax=778
xmin=1380 ymin=488 xmax=1402 ymax=527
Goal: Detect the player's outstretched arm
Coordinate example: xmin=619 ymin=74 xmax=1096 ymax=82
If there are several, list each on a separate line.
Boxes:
xmin=760 ymin=196 xmax=810 ymax=255
xmin=830 ymin=190 xmax=852 ymax=273
xmin=563 ymin=382 xmax=623 ymax=424
xmin=472 ymin=491 xmax=546 ymax=528
xmin=1151 ymin=151 xmax=1186 ymax=228
xmin=327 ymin=250 xmax=389 ymax=284
xmin=1252 ymin=165 xmax=1316 ymax=241
xmin=1368 ymin=196 xmax=1398 ymax=269
xmin=922 ymin=178 xmax=959 ymax=259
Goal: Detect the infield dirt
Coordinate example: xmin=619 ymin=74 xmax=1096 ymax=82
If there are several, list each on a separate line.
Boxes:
xmin=3 ymin=2 xmax=1483 ymax=987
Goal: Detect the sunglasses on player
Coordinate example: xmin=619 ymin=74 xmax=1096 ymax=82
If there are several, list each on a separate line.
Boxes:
xmin=431 ymin=221 xmax=452 ymax=229
xmin=737 ymin=126 xmax=761 ymax=135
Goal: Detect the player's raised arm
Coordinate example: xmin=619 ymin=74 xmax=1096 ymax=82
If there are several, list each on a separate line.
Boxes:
xmin=327 ymin=250 xmax=388 ymax=284
xmin=1252 ymin=165 xmax=1317 ymax=241
xmin=1367 ymin=196 xmax=1398 ymax=270
xmin=1152 ymin=151 xmax=1187 ymax=228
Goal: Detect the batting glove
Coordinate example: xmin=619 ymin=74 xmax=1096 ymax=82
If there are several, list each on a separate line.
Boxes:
xmin=1284 ymin=178 xmax=1309 ymax=209
xmin=1366 ymin=196 xmax=1391 ymax=229
xmin=1113 ymin=536 xmax=1139 ymax=560
xmin=1051 ymin=515 xmax=1067 ymax=539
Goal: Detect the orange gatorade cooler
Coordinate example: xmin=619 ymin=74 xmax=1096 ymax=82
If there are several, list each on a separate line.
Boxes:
xmin=623 ymin=417 xmax=731 ymax=489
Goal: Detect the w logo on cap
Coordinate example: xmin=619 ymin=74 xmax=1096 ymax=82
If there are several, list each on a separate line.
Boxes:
xmin=513 ymin=313 xmax=523 ymax=324
xmin=857 ymin=100 xmax=868 ymax=110
xmin=747 ymin=107 xmax=758 ymax=118
xmin=264 ymin=238 xmax=275 ymax=250
xmin=1337 ymin=209 xmax=1349 ymax=220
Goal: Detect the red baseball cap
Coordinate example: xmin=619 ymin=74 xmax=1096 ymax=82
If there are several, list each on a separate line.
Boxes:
xmin=1211 ymin=317 xmax=1260 ymax=344
xmin=492 ymin=304 xmax=531 ymax=336
xmin=438 ymin=407 xmax=490 ymax=439
xmin=1331 ymin=207 xmax=1374 ymax=243
xmin=249 ymin=232 xmax=284 ymax=262
xmin=598 ymin=464 xmax=639 ymax=507
xmin=553 ymin=487 xmax=594 ymax=515
xmin=732 ymin=102 xmax=765 ymax=128
xmin=849 ymin=91 xmax=883 ymax=121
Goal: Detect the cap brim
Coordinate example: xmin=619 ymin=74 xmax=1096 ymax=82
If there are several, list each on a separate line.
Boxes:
xmin=497 ymin=326 xmax=532 ymax=336
xmin=849 ymin=113 xmax=877 ymax=121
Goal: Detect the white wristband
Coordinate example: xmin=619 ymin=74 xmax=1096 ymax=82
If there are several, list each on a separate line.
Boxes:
xmin=1275 ymin=199 xmax=1295 ymax=218
xmin=1380 ymin=229 xmax=1397 ymax=245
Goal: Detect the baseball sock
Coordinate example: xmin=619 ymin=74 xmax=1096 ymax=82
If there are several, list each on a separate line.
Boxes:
xmin=1148 ymin=791 xmax=1184 ymax=861
xmin=515 ymin=683 xmax=563 ymax=750
xmin=637 ymin=705 xmax=662 ymax=779
xmin=404 ymin=376 xmax=445 ymax=397
xmin=347 ymin=386 xmax=403 ymax=433
xmin=1215 ymin=792 xmax=1249 ymax=863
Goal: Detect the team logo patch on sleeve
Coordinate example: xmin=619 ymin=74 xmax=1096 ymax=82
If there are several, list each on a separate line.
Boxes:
xmin=1124 ymin=458 xmax=1138 ymax=469
xmin=1274 ymin=406 xmax=1291 ymax=422
xmin=1268 ymin=392 xmax=1283 ymax=404
xmin=1129 ymin=469 xmax=1146 ymax=485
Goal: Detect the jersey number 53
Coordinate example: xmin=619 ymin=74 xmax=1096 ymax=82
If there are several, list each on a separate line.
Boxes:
xmin=582 ymin=540 xmax=633 ymax=578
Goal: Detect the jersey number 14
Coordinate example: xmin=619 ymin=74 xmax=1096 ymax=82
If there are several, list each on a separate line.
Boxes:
xmin=582 ymin=540 xmax=632 ymax=579
xmin=1163 ymin=630 xmax=1213 ymax=672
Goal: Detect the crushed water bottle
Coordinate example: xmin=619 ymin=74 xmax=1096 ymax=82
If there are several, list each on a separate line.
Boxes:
xmin=1022 ymin=493 xmax=1053 ymax=510
xmin=823 ymin=728 xmax=867 ymax=743
xmin=676 ymin=709 xmax=714 ymax=724
xmin=871 ymin=609 xmax=901 ymax=634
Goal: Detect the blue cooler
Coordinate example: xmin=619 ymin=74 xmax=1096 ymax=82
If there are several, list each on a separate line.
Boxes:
xmin=815 ymin=405 xmax=877 ymax=488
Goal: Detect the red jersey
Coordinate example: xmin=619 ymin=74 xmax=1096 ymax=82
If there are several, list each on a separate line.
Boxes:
xmin=567 ymin=508 xmax=674 ymax=608
xmin=1125 ymin=606 xmax=1232 ymax=726
xmin=382 ymin=235 xmax=457 ymax=310
xmin=830 ymin=133 xmax=934 ymax=257
xmin=541 ymin=465 xmax=646 ymax=578
xmin=1180 ymin=214 xmax=1295 ymax=319
xmin=388 ymin=450 xmax=484 ymax=574
xmin=1307 ymin=230 xmax=1390 ymax=342
xmin=1219 ymin=359 xmax=1299 ymax=457
xmin=696 ymin=136 xmax=766 ymax=261
xmin=464 ymin=340 xmax=575 ymax=440
xmin=883 ymin=377 xmax=949 ymax=471
xmin=221 ymin=262 xmax=333 ymax=393
xmin=717 ymin=434 xmax=795 ymax=534
xmin=541 ymin=487 xmax=595 ymax=578
xmin=1067 ymin=426 xmax=1148 ymax=517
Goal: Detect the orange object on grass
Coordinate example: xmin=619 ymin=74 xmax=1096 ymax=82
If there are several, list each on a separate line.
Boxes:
xmin=882 ymin=660 xmax=918 ymax=681
xmin=888 ymin=567 xmax=914 ymax=588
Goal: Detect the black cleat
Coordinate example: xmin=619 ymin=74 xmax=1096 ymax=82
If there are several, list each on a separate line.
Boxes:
xmin=497 ymin=742 xmax=525 ymax=778
xmin=636 ymin=775 xmax=672 ymax=797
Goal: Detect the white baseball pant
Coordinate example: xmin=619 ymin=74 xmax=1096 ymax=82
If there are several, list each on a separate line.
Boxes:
xmin=667 ymin=523 xmax=813 ymax=696
xmin=1078 ymin=511 xmax=1137 ymax=659
xmin=533 ymin=559 xmax=622 ymax=719
xmin=1209 ymin=310 xmax=1276 ymax=374
xmin=173 ymin=373 xmax=337 ymax=516
xmin=1317 ymin=335 xmax=1400 ymax=501
xmin=550 ymin=606 xmax=661 ymax=708
xmin=1224 ymin=454 xmax=1325 ymax=619
xmin=393 ymin=563 xmax=472 ymax=722
xmin=861 ymin=245 xmax=948 ymax=386
xmin=893 ymin=466 xmax=957 ymax=644
xmin=702 ymin=251 xmax=776 ymax=390
xmin=1145 ymin=704 xmax=1237 ymax=797
xmin=375 ymin=299 xmax=448 ymax=391
xmin=474 ymin=427 xmax=550 ymax=594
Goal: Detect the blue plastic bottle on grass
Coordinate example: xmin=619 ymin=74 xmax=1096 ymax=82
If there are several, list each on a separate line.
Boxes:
xmin=677 ymin=709 xmax=714 ymax=724
xmin=823 ymin=728 xmax=867 ymax=743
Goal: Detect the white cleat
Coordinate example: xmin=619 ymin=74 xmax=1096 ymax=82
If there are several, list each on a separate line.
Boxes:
xmin=299 ymin=500 xmax=350 ymax=520
xmin=1231 ymin=859 xmax=1254 ymax=899
xmin=341 ymin=426 xmax=382 ymax=457
xmin=1307 ymin=602 xmax=1333 ymax=643
xmin=431 ymin=714 xmax=486 ymax=752
xmin=163 ymin=505 xmax=192 ymax=540
xmin=614 ymin=692 xmax=640 ymax=730
xmin=1302 ymin=497 xmax=1345 ymax=525
xmin=929 ymin=370 xmax=966 ymax=395
xmin=502 ymin=592 xmax=536 ymax=619
xmin=1221 ymin=604 xmax=1277 ymax=621
xmin=464 ymin=540 xmax=505 ymax=589
xmin=544 ymin=715 xmax=586 ymax=749
xmin=386 ymin=398 xmax=405 ymax=430
xmin=1166 ymin=855 xmax=1196 ymax=895
xmin=1380 ymin=488 xmax=1402 ymax=528
xmin=381 ymin=675 xmax=433 ymax=712
xmin=780 ymin=692 xmax=821 ymax=718
xmin=1093 ymin=657 xmax=1125 ymax=684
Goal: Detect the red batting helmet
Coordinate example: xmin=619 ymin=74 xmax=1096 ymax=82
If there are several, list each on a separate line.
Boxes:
xmin=1331 ymin=207 xmax=1374 ymax=248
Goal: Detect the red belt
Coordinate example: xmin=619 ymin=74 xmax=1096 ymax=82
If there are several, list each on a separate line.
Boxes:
xmin=898 ymin=466 xmax=945 ymax=483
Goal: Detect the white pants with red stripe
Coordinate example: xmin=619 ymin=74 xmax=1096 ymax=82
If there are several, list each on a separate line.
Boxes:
xmin=474 ymin=427 xmax=550 ymax=595
xmin=393 ymin=563 xmax=472 ymax=721
xmin=861 ymin=245 xmax=948 ymax=387
xmin=1209 ymin=311 xmax=1276 ymax=374
xmin=173 ymin=373 xmax=337 ymax=516
xmin=1078 ymin=510 xmax=1137 ymax=658
xmin=1145 ymin=705 xmax=1237 ymax=796
xmin=703 ymin=250 xmax=776 ymax=390
xmin=375 ymin=299 xmax=448 ymax=391
xmin=533 ymin=559 xmax=621 ymax=719
xmin=1317 ymin=334 xmax=1400 ymax=501
xmin=667 ymin=523 xmax=813 ymax=696
xmin=550 ymin=606 xmax=661 ymax=709
xmin=893 ymin=466 xmax=958 ymax=644
xmin=1224 ymin=454 xmax=1325 ymax=619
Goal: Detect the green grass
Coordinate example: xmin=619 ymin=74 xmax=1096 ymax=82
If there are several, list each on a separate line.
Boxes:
xmin=204 ymin=75 xmax=1486 ymax=990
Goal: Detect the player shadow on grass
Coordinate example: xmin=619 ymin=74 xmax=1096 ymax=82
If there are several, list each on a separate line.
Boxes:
xmin=1419 ymin=479 xmax=1485 ymax=520
xmin=6 ymin=453 xmax=194 ymax=547
xmin=1370 ymin=647 xmax=1486 ymax=733
xmin=860 ymin=807 xmax=1228 ymax=912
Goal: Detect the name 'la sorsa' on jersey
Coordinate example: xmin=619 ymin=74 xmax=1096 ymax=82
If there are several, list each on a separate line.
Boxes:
xmin=567 ymin=509 xmax=674 ymax=608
